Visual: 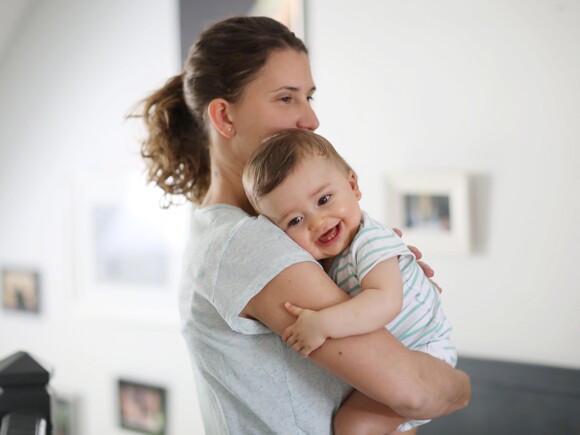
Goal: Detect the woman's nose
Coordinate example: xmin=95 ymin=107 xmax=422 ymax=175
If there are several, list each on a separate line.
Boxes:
xmin=296 ymin=103 xmax=319 ymax=131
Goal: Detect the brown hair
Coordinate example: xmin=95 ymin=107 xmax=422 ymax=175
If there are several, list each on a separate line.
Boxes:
xmin=131 ymin=16 xmax=308 ymax=205
xmin=243 ymin=129 xmax=353 ymax=206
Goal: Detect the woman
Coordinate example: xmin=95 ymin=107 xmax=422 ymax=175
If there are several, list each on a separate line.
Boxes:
xmin=135 ymin=16 xmax=470 ymax=434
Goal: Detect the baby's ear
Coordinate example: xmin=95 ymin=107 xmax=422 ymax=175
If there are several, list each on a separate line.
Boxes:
xmin=348 ymin=170 xmax=362 ymax=200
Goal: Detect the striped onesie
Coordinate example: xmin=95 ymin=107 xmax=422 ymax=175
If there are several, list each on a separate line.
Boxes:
xmin=327 ymin=211 xmax=457 ymax=432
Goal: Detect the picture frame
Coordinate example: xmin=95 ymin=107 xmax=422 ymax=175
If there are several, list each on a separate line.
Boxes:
xmin=53 ymin=393 xmax=80 ymax=435
xmin=69 ymin=171 xmax=190 ymax=321
xmin=118 ymin=379 xmax=167 ymax=435
xmin=1 ymin=268 xmax=40 ymax=313
xmin=386 ymin=171 xmax=471 ymax=255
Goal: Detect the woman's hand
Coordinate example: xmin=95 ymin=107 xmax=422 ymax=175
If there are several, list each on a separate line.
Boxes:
xmin=393 ymin=227 xmax=443 ymax=293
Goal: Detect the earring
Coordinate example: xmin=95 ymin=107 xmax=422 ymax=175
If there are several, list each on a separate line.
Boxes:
xmin=227 ymin=126 xmax=233 ymax=132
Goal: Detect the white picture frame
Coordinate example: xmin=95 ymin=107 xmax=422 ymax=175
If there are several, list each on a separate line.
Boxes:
xmin=386 ymin=171 xmax=471 ymax=255
xmin=68 ymin=171 xmax=190 ymax=322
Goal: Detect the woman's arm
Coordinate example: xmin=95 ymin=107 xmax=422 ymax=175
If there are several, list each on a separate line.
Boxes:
xmin=334 ymin=390 xmax=410 ymax=435
xmin=282 ymin=257 xmax=403 ymax=356
xmin=242 ymin=261 xmax=470 ymax=420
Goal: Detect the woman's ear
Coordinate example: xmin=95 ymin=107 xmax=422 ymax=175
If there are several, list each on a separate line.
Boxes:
xmin=348 ymin=170 xmax=362 ymax=200
xmin=207 ymin=98 xmax=235 ymax=138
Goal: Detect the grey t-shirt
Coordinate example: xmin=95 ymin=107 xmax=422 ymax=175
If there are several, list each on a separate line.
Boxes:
xmin=179 ymin=205 xmax=352 ymax=434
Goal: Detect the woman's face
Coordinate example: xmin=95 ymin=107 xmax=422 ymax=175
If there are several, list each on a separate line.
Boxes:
xmin=229 ymin=49 xmax=319 ymax=164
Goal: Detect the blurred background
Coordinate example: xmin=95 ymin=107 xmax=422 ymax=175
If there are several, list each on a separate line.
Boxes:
xmin=0 ymin=0 xmax=578 ymax=433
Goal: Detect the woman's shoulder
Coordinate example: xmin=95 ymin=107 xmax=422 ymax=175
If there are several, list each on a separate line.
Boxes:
xmin=190 ymin=205 xmax=309 ymax=255
xmin=192 ymin=204 xmax=281 ymax=234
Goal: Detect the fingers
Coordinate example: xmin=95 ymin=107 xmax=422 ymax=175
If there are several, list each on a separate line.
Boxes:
xmin=282 ymin=330 xmax=312 ymax=357
xmin=284 ymin=336 xmax=312 ymax=357
xmin=290 ymin=342 xmax=312 ymax=357
xmin=417 ymin=260 xmax=434 ymax=278
xmin=408 ymin=244 xmax=423 ymax=260
xmin=282 ymin=325 xmax=292 ymax=342
xmin=432 ymin=279 xmax=443 ymax=294
xmin=401 ymin=238 xmax=441 ymax=291
xmin=414 ymin=261 xmax=442 ymax=293
xmin=392 ymin=227 xmax=402 ymax=237
xmin=284 ymin=302 xmax=303 ymax=317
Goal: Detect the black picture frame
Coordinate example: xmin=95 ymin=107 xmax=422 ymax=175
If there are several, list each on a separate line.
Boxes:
xmin=118 ymin=379 xmax=167 ymax=435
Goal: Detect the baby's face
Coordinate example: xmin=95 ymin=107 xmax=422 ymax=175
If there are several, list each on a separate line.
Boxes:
xmin=257 ymin=155 xmax=362 ymax=261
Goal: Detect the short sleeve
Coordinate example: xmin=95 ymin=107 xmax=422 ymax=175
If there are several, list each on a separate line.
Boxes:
xmin=351 ymin=215 xmax=413 ymax=282
xmin=214 ymin=215 xmax=317 ymax=334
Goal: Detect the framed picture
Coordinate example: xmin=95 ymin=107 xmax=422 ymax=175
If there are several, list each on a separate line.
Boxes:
xmin=118 ymin=379 xmax=167 ymax=435
xmin=1 ymin=268 xmax=40 ymax=313
xmin=53 ymin=393 xmax=80 ymax=435
xmin=69 ymin=171 xmax=189 ymax=320
xmin=386 ymin=171 xmax=471 ymax=255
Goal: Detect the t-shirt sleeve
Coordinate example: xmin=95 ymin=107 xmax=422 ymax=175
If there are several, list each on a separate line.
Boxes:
xmin=214 ymin=215 xmax=317 ymax=335
xmin=352 ymin=223 xmax=413 ymax=282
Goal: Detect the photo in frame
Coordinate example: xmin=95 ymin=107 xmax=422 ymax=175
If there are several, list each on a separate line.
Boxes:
xmin=118 ymin=379 xmax=167 ymax=435
xmin=1 ymin=268 xmax=40 ymax=313
xmin=53 ymin=393 xmax=80 ymax=435
xmin=386 ymin=171 xmax=471 ymax=255
xmin=69 ymin=171 xmax=190 ymax=320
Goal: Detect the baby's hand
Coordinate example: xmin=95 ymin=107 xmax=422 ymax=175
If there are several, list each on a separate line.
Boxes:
xmin=282 ymin=302 xmax=328 ymax=357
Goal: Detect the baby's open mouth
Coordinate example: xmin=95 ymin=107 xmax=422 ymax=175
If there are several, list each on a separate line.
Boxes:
xmin=317 ymin=224 xmax=341 ymax=246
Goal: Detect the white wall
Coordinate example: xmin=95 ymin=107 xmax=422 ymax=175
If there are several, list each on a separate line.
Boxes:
xmin=0 ymin=1 xmax=205 ymax=434
xmin=0 ymin=1 xmax=579 ymax=434
xmin=308 ymin=0 xmax=580 ymax=368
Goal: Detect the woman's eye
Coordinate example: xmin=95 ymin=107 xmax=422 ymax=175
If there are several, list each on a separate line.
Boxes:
xmin=318 ymin=194 xmax=331 ymax=206
xmin=307 ymin=95 xmax=314 ymax=102
xmin=281 ymin=96 xmax=292 ymax=103
xmin=288 ymin=216 xmax=303 ymax=226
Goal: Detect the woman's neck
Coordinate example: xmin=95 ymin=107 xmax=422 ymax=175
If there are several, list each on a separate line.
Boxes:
xmin=200 ymin=163 xmax=256 ymax=216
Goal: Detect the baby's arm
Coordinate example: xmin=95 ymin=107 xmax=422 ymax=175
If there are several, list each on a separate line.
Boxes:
xmin=243 ymin=261 xmax=471 ymax=420
xmin=282 ymin=257 xmax=403 ymax=356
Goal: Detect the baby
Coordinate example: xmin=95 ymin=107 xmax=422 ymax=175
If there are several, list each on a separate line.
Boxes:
xmin=243 ymin=129 xmax=456 ymax=433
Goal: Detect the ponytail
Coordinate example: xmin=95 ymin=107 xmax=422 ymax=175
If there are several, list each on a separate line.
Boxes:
xmin=132 ymin=16 xmax=307 ymax=206
xmin=135 ymin=73 xmax=210 ymax=205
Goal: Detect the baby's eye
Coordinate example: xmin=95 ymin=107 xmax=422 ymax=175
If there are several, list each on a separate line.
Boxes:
xmin=288 ymin=216 xmax=303 ymax=226
xmin=318 ymin=194 xmax=331 ymax=206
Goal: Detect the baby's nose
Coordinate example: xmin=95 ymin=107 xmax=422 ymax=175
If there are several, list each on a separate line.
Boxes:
xmin=308 ymin=214 xmax=325 ymax=231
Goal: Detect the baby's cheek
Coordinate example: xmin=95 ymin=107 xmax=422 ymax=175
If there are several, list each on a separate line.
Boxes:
xmin=297 ymin=235 xmax=316 ymax=257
